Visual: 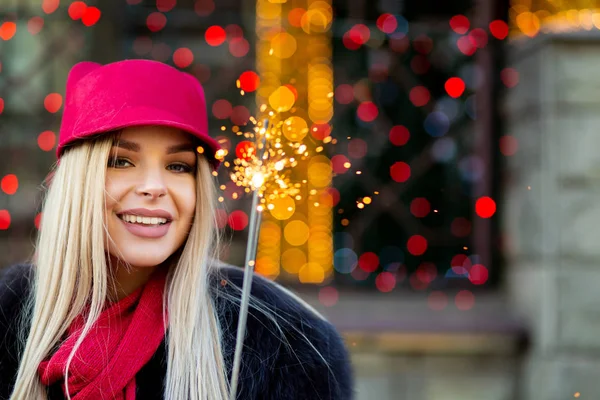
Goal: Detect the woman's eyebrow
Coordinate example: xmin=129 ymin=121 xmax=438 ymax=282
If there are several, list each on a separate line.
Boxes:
xmin=112 ymin=140 xmax=195 ymax=154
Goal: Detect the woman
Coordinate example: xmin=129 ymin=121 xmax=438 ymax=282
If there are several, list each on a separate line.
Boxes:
xmin=0 ymin=59 xmax=353 ymax=399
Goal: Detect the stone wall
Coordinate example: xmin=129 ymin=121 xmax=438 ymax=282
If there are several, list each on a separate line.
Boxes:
xmin=503 ymin=31 xmax=600 ymax=400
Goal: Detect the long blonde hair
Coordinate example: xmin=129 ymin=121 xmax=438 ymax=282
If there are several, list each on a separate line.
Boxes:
xmin=10 ymin=132 xmax=230 ymax=399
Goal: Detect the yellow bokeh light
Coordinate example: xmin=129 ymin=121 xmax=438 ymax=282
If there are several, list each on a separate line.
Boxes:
xmin=268 ymin=86 xmax=296 ymax=112
xmin=271 ymin=32 xmax=297 ymax=59
xmin=257 ymin=0 xmax=281 ymax=19
xmin=281 ymin=248 xmax=307 ymax=274
xmin=255 ymin=256 xmax=280 ymax=278
xmin=516 ymin=11 xmax=541 ymax=37
xmin=269 ymin=195 xmax=296 ymax=220
xmin=284 ymin=219 xmax=310 ymax=246
xmin=307 ymin=162 xmax=332 ymax=188
xmin=283 ymin=116 xmax=308 ymax=141
xmin=299 ymin=262 xmax=325 ymax=283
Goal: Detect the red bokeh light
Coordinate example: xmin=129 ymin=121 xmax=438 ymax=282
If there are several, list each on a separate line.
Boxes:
xmin=239 ymin=71 xmax=260 ymax=92
xmin=310 ymin=123 xmax=331 ymax=140
xmin=407 ymin=235 xmax=428 ymax=256
xmin=376 ymin=13 xmax=397 ymax=34
xmin=44 ymin=93 xmax=62 ymax=113
xmin=1 ymin=174 xmax=18 ymax=195
xmin=147 ymin=12 xmax=167 ymax=32
xmin=416 ymin=262 xmax=437 ymax=284
xmin=451 ymin=217 xmax=472 ymax=237
xmin=82 ymin=6 xmax=101 ymax=27
xmin=468 ymin=264 xmax=489 ymax=285
xmin=390 ymin=161 xmax=411 ymax=183
xmin=358 ymin=252 xmax=379 ymax=273
xmin=457 ymin=36 xmax=476 ymax=56
xmin=230 ymin=105 xmax=250 ymax=126
xmin=205 ymin=25 xmax=226 ymax=46
xmin=335 ymin=84 xmax=354 ymax=104
xmin=468 ymin=28 xmax=488 ymax=48
xmin=156 ymin=0 xmax=177 ymax=12
xmin=42 ymin=0 xmax=59 ymax=14
xmin=288 ymin=8 xmax=305 ymax=28
xmin=228 ymin=210 xmax=248 ymax=231
xmin=389 ymin=125 xmax=410 ymax=146
xmin=173 ymin=47 xmax=194 ymax=68
xmin=225 ymin=24 xmax=243 ymax=40
xmin=38 ymin=131 xmax=56 ymax=152
xmin=318 ymin=287 xmax=339 ymax=307
xmin=489 ymin=20 xmax=509 ymax=40
xmin=342 ymin=31 xmax=361 ymax=50
xmin=410 ymin=197 xmax=431 ymax=218
xmin=34 ymin=213 xmax=42 ymax=230
xmin=409 ymin=273 xmax=429 ymax=290
xmin=0 ymin=22 xmax=16 ymax=41
xmin=235 ymin=141 xmax=255 ymax=161
xmin=475 ymin=196 xmax=496 ymax=218
xmin=68 ymin=1 xmax=87 ymax=20
xmin=390 ymin=33 xmax=410 ymax=53
xmin=501 ymin=68 xmax=519 ymax=88
xmin=194 ymin=0 xmax=215 ymax=16
xmin=499 ymin=135 xmax=518 ymax=156
xmin=451 ymin=254 xmax=471 ymax=274
xmin=229 ymin=37 xmax=249 ymax=57
xmin=455 ymin=290 xmax=475 ymax=310
xmin=410 ymin=55 xmax=430 ymax=75
xmin=0 ymin=210 xmax=11 ymax=230
xmin=413 ymin=35 xmax=433 ymax=54
xmin=357 ymin=101 xmax=378 ymax=122
xmin=321 ymin=187 xmax=340 ymax=208
xmin=450 ymin=15 xmax=470 ymax=34
xmin=349 ymin=24 xmax=370 ymax=45
xmin=445 ymin=77 xmax=466 ymax=98
xmin=331 ymin=154 xmax=351 ymax=174
xmin=0 ymin=98 xmax=4 ymax=114
xmin=409 ymin=86 xmax=430 ymax=107
xmin=212 ymin=99 xmax=232 ymax=119
xmin=348 ymin=138 xmax=367 ymax=159
xmin=284 ymin=84 xmax=298 ymax=101
xmin=27 ymin=17 xmax=44 ymax=35
xmin=375 ymin=272 xmax=396 ymax=292
xmin=428 ymin=291 xmax=448 ymax=311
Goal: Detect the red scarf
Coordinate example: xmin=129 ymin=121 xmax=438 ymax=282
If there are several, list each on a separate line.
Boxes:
xmin=37 ymin=266 xmax=169 ymax=399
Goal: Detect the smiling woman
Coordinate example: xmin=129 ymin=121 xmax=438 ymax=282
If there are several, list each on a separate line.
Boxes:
xmin=0 ymin=59 xmax=353 ymax=400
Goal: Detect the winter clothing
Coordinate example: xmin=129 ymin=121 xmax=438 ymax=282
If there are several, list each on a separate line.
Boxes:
xmin=0 ymin=263 xmax=354 ymax=399
xmin=56 ymin=60 xmax=222 ymax=169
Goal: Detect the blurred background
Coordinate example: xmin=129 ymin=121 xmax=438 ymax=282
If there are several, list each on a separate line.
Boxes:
xmin=0 ymin=0 xmax=597 ymax=398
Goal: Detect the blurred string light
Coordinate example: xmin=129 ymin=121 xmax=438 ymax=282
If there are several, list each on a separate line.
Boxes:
xmin=509 ymin=0 xmax=600 ymax=38
xmin=243 ymin=0 xmax=334 ymax=284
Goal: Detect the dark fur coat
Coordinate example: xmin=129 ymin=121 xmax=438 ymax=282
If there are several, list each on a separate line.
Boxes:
xmin=0 ymin=263 xmax=354 ymax=399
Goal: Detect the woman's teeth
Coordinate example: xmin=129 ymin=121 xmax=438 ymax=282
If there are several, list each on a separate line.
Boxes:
xmin=119 ymin=214 xmax=168 ymax=225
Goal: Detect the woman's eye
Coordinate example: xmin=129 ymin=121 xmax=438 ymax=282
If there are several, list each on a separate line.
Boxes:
xmin=108 ymin=157 xmax=132 ymax=168
xmin=168 ymin=163 xmax=194 ymax=173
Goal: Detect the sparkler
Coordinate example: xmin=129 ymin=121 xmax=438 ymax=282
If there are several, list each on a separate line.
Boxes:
xmin=228 ymin=119 xmax=268 ymax=400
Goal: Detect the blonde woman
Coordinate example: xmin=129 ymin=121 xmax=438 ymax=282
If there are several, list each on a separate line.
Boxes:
xmin=0 ymin=60 xmax=353 ymax=399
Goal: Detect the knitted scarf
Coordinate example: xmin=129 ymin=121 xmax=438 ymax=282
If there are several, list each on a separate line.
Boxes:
xmin=37 ymin=266 xmax=168 ymax=399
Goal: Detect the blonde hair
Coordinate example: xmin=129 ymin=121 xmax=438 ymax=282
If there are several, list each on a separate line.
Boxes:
xmin=10 ymin=132 xmax=230 ymax=399
xmin=9 ymin=131 xmax=332 ymax=400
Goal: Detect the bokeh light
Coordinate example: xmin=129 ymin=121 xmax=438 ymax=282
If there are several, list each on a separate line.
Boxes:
xmin=475 ymin=196 xmax=496 ymax=218
xmin=205 ymin=25 xmax=226 ymax=46
xmin=1 ymin=175 xmax=18 ymax=195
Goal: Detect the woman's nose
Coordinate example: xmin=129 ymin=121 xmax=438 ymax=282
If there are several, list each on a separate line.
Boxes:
xmin=135 ymin=169 xmax=167 ymax=198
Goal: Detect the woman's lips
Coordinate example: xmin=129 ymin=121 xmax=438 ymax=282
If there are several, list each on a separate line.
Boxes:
xmin=118 ymin=215 xmax=171 ymax=238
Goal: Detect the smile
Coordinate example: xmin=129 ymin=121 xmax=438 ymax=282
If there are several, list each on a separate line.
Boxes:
xmin=117 ymin=214 xmax=172 ymax=238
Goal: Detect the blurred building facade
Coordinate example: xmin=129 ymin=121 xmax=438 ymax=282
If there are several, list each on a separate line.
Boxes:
xmin=3 ymin=0 xmax=600 ymax=399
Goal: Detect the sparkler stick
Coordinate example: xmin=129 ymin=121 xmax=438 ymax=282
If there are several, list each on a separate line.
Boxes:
xmin=228 ymin=119 xmax=268 ymax=400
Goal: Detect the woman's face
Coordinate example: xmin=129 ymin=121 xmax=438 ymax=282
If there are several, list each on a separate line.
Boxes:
xmin=105 ymin=126 xmax=197 ymax=269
